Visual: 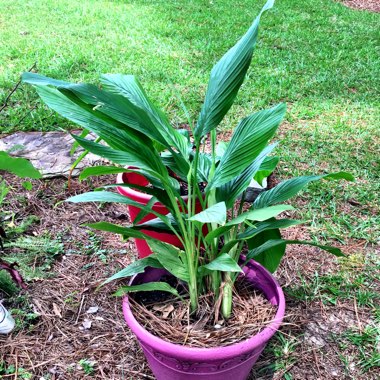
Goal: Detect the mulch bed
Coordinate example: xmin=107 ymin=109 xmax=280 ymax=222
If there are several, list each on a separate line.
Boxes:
xmin=0 ymin=173 xmax=378 ymax=379
xmin=341 ymin=0 xmax=380 ymax=12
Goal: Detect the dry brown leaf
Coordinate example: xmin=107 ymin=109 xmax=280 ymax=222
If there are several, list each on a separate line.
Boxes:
xmin=152 ymin=304 xmax=175 ymax=319
xmin=52 ymin=303 xmax=62 ymax=318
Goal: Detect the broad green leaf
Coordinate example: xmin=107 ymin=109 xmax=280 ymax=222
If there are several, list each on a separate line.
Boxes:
xmin=25 ymin=81 xmax=149 ymax=152
xmin=246 ymin=238 xmax=344 ymax=273
xmin=147 ymin=240 xmax=189 ymax=282
xmin=22 ymin=72 xmax=69 ymax=87
xmin=133 ymin=196 xmax=157 ymax=226
xmin=0 ymin=182 xmax=9 ymax=203
xmin=239 ymin=218 xmax=305 ymax=240
xmin=99 ymin=74 xmax=191 ymax=179
xmin=102 ymin=256 xmax=163 ymax=285
xmin=215 ymin=143 xmax=277 ymax=207
xmin=160 ymin=151 xmax=191 ymax=182
xmin=208 ymin=104 xmax=286 ymax=189
xmin=216 ymin=141 xmax=229 ymax=159
xmin=219 ymin=240 xmax=240 ymax=255
xmin=205 ymin=205 xmax=293 ymax=243
xmin=197 ymin=153 xmax=212 ymax=183
xmin=254 ymin=172 xmax=354 ymax=209
xmin=23 ymin=74 xmax=189 ymax=181
xmin=79 ymin=166 xmax=130 ymax=180
xmin=23 ymin=73 xmax=178 ymax=153
xmin=72 ymin=135 xmax=166 ymax=176
xmin=66 ymin=191 xmax=170 ymax=225
xmin=32 ymin=86 xmax=167 ymax=179
xmin=229 ymin=204 xmax=294 ymax=225
xmin=114 ymin=282 xmax=180 ymax=298
xmin=254 ymin=156 xmax=279 ymax=186
xmin=86 ymin=221 xmax=153 ymax=240
xmin=0 ymin=151 xmax=41 ymax=179
xmin=137 ymin=214 xmax=180 ymax=234
xmin=189 ymin=202 xmax=226 ymax=225
xmin=100 ymin=74 xmax=190 ymax=161
xmin=194 ymin=0 xmax=275 ymax=139
xmin=202 ymin=253 xmax=243 ymax=273
xmin=245 ymin=228 xmax=284 ymax=273
xmin=100 ymin=181 xmax=173 ymax=209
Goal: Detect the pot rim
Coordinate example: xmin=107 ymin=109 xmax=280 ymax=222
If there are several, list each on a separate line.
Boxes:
xmin=116 ymin=172 xmax=190 ymax=204
xmin=122 ymin=260 xmax=285 ymax=361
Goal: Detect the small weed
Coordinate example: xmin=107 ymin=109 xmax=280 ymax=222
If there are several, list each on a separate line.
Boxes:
xmin=0 ymin=363 xmax=33 ymax=379
xmin=10 ymin=296 xmax=40 ymax=332
xmin=3 ymin=215 xmax=39 ymax=239
xmin=78 ymin=359 xmax=96 ymax=375
xmin=64 ymin=290 xmax=80 ymax=306
xmin=84 ymin=231 xmax=108 ymax=263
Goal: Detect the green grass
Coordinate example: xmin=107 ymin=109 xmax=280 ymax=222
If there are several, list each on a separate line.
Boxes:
xmin=336 ymin=324 xmax=380 ymax=373
xmin=1 ymin=0 xmax=379 ymax=131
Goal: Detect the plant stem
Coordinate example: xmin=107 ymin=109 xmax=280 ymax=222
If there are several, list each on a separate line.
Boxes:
xmin=221 ymin=274 xmax=233 ymax=319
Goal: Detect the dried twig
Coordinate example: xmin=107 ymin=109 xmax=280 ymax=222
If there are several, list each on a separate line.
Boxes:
xmin=0 ymin=62 xmax=37 ymax=113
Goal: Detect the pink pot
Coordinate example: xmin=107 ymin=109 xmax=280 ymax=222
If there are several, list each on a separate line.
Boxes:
xmin=116 ymin=172 xmax=202 ymax=258
xmin=123 ymin=259 xmax=286 ymax=380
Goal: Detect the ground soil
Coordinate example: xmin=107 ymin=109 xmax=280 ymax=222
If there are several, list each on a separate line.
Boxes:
xmin=0 ymin=173 xmax=378 ymax=379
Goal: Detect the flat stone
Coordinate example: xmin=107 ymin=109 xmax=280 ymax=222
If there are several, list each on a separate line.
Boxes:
xmin=0 ymin=131 xmax=106 ymax=178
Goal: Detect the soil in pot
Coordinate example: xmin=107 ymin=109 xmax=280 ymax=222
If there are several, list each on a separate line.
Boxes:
xmin=129 ymin=276 xmax=277 ymax=349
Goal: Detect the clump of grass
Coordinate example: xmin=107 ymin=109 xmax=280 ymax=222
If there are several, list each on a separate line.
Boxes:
xmin=336 ymin=324 xmax=380 ymax=373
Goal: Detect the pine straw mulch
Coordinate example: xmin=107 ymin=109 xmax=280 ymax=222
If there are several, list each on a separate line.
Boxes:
xmin=130 ymin=279 xmax=276 ymax=348
xmin=0 ymin=173 xmax=379 ymax=379
xmin=340 ymin=0 xmax=380 ymax=12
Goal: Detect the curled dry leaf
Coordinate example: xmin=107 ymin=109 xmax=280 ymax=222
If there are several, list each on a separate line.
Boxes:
xmin=152 ymin=304 xmax=174 ymax=319
xmin=52 ymin=303 xmax=62 ymax=318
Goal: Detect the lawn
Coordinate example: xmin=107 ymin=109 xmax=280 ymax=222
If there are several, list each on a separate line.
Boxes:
xmin=0 ymin=0 xmax=379 ymax=378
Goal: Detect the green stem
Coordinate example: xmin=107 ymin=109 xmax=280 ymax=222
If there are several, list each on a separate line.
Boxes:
xmin=221 ymin=273 xmax=233 ymax=319
xmin=68 ymin=137 xmax=102 ymax=188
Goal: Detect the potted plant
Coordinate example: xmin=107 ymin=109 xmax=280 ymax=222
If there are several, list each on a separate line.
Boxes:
xmin=22 ymin=0 xmax=353 ymax=378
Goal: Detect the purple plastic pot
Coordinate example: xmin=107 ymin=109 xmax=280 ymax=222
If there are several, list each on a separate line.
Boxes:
xmin=122 ymin=259 xmax=285 ymax=380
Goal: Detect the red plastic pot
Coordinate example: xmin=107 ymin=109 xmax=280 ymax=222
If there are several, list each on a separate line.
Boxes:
xmin=116 ymin=172 xmax=203 ymax=258
xmin=123 ymin=259 xmax=286 ymax=380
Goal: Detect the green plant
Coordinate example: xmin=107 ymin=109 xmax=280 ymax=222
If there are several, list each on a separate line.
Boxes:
xmin=78 ymin=359 xmax=96 ymax=375
xmin=0 ymin=363 xmax=33 ymax=379
xmin=22 ymin=0 xmax=353 ymax=319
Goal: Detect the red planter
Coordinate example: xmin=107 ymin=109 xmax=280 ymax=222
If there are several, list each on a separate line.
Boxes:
xmin=116 ymin=172 xmax=202 ymax=258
